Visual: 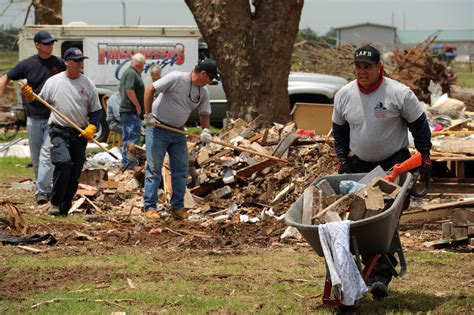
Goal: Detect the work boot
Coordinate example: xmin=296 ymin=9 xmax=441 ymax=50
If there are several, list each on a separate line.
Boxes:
xmin=171 ymin=209 xmax=188 ymax=220
xmin=144 ymin=209 xmax=160 ymax=221
xmin=36 ymin=194 xmax=49 ymax=206
xmin=370 ymin=281 xmax=389 ymax=300
xmin=48 ymin=205 xmax=62 ymax=216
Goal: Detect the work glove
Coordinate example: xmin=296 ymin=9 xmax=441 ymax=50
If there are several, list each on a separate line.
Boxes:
xmin=337 ymin=159 xmax=351 ymax=174
xmin=80 ymin=124 xmax=97 ymax=140
xmin=420 ymin=154 xmax=432 ymax=176
xmin=200 ymin=128 xmax=212 ymax=144
xmin=144 ymin=113 xmax=158 ymax=128
xmin=21 ymin=84 xmax=36 ymax=103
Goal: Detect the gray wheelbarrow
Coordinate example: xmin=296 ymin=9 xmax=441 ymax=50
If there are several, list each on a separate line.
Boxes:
xmin=284 ymin=153 xmax=429 ymax=307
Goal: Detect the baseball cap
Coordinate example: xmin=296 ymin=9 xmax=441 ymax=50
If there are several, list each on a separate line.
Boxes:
xmin=196 ymin=59 xmax=220 ymax=81
xmin=353 ymin=45 xmax=380 ymax=64
xmin=33 ymin=31 xmax=57 ymax=44
xmin=63 ymin=47 xmax=88 ymax=61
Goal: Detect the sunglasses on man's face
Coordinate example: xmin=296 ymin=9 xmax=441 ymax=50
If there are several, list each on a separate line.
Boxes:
xmin=41 ymin=42 xmax=54 ymax=46
xmin=204 ymin=72 xmax=214 ymax=81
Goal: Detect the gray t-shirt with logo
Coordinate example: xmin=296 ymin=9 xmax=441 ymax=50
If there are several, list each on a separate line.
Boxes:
xmin=40 ymin=72 xmax=102 ymax=128
xmin=151 ymin=71 xmax=211 ymax=128
xmin=332 ymin=77 xmax=423 ymax=162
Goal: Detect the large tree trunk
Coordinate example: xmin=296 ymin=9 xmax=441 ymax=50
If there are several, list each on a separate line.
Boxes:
xmin=185 ymin=0 xmax=304 ymax=126
xmin=33 ymin=0 xmax=62 ymax=24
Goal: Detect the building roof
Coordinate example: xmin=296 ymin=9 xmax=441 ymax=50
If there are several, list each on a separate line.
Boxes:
xmin=335 ymin=22 xmax=396 ymax=31
xmin=397 ymin=29 xmax=474 ymax=44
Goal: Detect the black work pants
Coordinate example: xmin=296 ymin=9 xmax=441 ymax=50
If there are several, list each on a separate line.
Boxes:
xmin=49 ymin=126 xmax=88 ymax=215
xmin=349 ymin=148 xmax=411 ymax=286
xmin=348 ymin=148 xmax=411 ymax=173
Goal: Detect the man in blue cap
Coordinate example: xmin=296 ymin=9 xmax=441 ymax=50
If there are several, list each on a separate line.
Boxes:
xmin=23 ymin=47 xmax=102 ymax=216
xmin=0 ymin=31 xmax=66 ymax=205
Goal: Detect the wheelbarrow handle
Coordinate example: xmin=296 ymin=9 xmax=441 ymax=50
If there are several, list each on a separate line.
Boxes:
xmin=384 ymin=152 xmax=422 ymax=183
xmin=409 ymin=170 xmax=430 ymax=197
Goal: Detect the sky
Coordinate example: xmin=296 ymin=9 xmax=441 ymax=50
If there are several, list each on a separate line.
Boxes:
xmin=0 ymin=0 xmax=472 ymax=34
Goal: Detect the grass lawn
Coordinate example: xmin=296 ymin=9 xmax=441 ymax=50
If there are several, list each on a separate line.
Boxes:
xmin=0 ymin=246 xmax=472 ymax=314
xmin=0 ymin=156 xmax=32 ymax=180
xmin=0 ymin=51 xmax=17 ymax=73
xmin=453 ymin=62 xmax=474 ymax=88
xmin=456 ymin=71 xmax=474 ymax=88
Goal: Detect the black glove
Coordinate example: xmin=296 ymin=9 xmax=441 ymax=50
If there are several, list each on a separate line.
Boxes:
xmin=337 ymin=159 xmax=351 ymax=174
xmin=420 ymin=155 xmax=432 ymax=176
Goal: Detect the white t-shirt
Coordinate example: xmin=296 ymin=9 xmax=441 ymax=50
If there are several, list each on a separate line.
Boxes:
xmin=151 ymin=71 xmax=211 ymax=127
xmin=332 ymin=77 xmax=423 ymax=162
xmin=40 ymin=72 xmax=102 ymax=128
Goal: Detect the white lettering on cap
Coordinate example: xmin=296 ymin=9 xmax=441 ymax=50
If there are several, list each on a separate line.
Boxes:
xmin=355 ymin=51 xmax=372 ymax=57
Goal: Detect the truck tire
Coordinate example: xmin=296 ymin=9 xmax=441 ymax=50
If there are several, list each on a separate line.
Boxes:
xmin=95 ymin=111 xmax=109 ymax=143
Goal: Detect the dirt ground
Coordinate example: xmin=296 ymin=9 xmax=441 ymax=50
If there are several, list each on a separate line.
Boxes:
xmin=3 ymin=171 xmax=470 ymax=303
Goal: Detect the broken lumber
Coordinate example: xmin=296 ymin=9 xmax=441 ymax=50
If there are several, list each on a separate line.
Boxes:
xmin=302 ymin=186 xmax=314 ymax=225
xmin=312 ymin=193 xmax=354 ymax=221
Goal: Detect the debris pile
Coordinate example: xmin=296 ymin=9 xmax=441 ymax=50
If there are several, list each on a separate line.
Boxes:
xmin=124 ymin=119 xmax=336 ymax=220
xmin=388 ymin=39 xmax=450 ymax=103
xmin=299 ymin=175 xmax=402 ymax=225
xmin=292 ymin=40 xmax=355 ymax=80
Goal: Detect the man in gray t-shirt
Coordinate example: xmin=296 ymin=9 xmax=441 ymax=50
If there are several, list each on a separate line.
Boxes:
xmin=142 ymin=59 xmax=218 ymax=221
xmin=38 ymin=47 xmax=102 ymax=216
xmin=332 ymin=45 xmax=432 ymax=300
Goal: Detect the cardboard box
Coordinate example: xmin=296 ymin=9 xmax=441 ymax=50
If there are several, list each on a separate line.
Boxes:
xmin=291 ymin=102 xmax=333 ymax=135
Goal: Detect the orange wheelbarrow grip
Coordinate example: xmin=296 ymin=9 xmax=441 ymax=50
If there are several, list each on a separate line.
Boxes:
xmin=384 ymin=152 xmax=422 ymax=183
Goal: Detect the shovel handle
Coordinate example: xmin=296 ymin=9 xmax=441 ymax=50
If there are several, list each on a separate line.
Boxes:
xmin=17 ymin=82 xmax=118 ymax=160
xmin=153 ymin=122 xmax=288 ymax=164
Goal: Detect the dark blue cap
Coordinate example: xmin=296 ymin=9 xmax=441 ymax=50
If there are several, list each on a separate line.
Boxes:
xmin=33 ymin=31 xmax=57 ymax=44
xmin=63 ymin=47 xmax=88 ymax=61
xmin=196 ymin=59 xmax=220 ymax=81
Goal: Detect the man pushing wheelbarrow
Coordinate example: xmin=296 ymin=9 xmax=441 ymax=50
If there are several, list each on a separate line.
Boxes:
xmin=332 ymin=44 xmax=432 ymax=300
xmin=285 ymin=44 xmax=432 ymax=310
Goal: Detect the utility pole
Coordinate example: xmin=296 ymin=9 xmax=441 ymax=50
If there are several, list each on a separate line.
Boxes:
xmin=121 ymin=1 xmax=126 ymax=25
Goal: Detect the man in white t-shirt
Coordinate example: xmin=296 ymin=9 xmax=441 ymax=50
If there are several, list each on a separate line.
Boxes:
xmin=332 ymin=45 xmax=432 ymax=299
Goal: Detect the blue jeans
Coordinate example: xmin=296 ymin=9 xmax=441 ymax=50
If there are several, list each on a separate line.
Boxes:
xmin=144 ymin=126 xmax=188 ymax=211
xmin=27 ymin=117 xmax=53 ymax=196
xmin=120 ymin=112 xmax=142 ymax=169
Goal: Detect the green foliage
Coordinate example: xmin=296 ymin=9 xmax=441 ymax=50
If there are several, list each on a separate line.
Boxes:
xmin=0 ymin=50 xmax=18 ymax=73
xmin=296 ymin=27 xmax=336 ymax=46
xmin=0 ymin=26 xmax=19 ymax=51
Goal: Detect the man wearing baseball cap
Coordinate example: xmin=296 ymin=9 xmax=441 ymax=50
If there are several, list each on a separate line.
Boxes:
xmin=0 ymin=31 xmax=65 ymax=206
xmin=141 ymin=58 xmax=219 ymax=221
xmin=332 ymin=45 xmax=432 ymax=300
xmin=22 ymin=47 xmax=102 ymax=216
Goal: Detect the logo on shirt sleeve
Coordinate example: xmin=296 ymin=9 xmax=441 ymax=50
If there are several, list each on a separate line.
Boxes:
xmin=374 ymin=101 xmax=387 ymax=119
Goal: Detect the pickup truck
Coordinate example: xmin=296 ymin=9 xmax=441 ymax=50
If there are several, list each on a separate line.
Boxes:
xmin=11 ymin=24 xmax=348 ymax=141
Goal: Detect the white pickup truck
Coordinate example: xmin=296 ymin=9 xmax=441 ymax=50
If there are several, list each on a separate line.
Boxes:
xmin=14 ymin=24 xmax=347 ymax=141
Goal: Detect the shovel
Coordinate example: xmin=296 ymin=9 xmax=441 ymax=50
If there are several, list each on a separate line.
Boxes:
xmin=152 ymin=122 xmax=288 ymax=164
xmin=17 ymin=82 xmax=118 ymax=160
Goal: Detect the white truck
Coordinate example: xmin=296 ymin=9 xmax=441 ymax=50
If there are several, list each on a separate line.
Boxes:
xmin=15 ymin=23 xmax=347 ymax=141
